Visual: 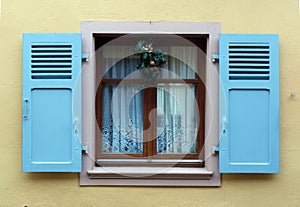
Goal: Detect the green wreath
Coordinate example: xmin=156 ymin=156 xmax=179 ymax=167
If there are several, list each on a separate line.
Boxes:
xmin=134 ymin=40 xmax=166 ymax=69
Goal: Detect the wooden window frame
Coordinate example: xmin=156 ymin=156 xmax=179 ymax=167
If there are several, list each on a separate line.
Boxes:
xmin=95 ymin=34 xmax=206 ymax=165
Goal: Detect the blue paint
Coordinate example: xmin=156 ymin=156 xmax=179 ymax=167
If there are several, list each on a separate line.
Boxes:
xmin=219 ymin=34 xmax=279 ymax=173
xmin=22 ymin=33 xmax=82 ymax=172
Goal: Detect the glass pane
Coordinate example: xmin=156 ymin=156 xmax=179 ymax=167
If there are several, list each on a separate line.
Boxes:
xmin=102 ymin=83 xmax=143 ymax=153
xmin=102 ymin=46 xmax=199 ymax=80
xmin=156 ymin=83 xmax=198 ymax=154
xmin=103 ymin=46 xmax=142 ymax=79
xmin=159 ymin=47 xmax=198 ymax=79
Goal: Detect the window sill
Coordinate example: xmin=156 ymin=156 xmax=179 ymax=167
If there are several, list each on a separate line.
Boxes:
xmin=87 ymin=166 xmax=213 ymax=180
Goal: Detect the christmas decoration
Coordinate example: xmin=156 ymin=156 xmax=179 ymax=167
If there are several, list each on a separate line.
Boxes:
xmin=134 ymin=40 xmax=166 ymax=69
xmin=134 ymin=40 xmax=167 ymax=86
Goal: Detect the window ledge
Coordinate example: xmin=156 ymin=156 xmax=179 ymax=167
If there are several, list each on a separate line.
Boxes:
xmin=87 ymin=167 xmax=213 ymax=180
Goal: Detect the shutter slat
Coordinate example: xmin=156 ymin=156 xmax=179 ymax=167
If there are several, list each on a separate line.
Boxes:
xmin=229 ymin=48 xmax=269 ymax=52
xmin=31 ymin=62 xmax=72 ymax=66
xmin=31 ymin=53 xmax=72 ymax=57
xmin=229 ymin=73 xmax=270 ymax=77
xmin=31 ymin=68 xmax=72 ymax=71
xmin=229 ymin=53 xmax=269 ymax=56
xmin=230 ymin=57 xmax=269 ymax=64
xmin=31 ymin=47 xmax=72 ymax=51
xmin=228 ymin=43 xmax=270 ymax=46
xmin=229 ymin=63 xmax=270 ymax=67
xmin=229 ymin=68 xmax=270 ymax=72
xmin=31 ymin=58 xmax=72 ymax=61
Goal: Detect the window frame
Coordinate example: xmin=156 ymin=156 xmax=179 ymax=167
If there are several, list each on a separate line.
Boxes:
xmin=80 ymin=22 xmax=221 ymax=186
xmin=95 ymin=34 xmax=206 ymax=162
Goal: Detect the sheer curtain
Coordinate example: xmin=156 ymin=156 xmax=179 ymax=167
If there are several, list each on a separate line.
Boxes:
xmin=157 ymin=47 xmax=198 ymax=154
xmin=101 ymin=46 xmax=199 ymax=155
xmin=156 ymin=83 xmax=198 ymax=154
xmin=102 ymin=46 xmax=143 ymax=153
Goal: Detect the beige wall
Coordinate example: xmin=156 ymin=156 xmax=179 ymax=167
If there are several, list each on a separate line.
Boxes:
xmin=0 ymin=0 xmax=299 ymax=206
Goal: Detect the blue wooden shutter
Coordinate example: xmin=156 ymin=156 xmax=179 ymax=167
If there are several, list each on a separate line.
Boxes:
xmin=22 ymin=33 xmax=82 ymax=172
xmin=219 ymin=34 xmax=279 ymax=173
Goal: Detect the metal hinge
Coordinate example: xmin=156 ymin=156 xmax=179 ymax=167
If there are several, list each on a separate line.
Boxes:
xmin=82 ymin=145 xmax=88 ymax=154
xmin=212 ymin=54 xmax=219 ymax=63
xmin=82 ymin=53 xmax=88 ymax=62
xmin=212 ymin=146 xmax=219 ymax=155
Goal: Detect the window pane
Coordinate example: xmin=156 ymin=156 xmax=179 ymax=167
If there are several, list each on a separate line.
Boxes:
xmin=103 ymin=46 xmax=142 ymax=79
xmin=159 ymin=47 xmax=198 ymax=79
xmin=102 ymin=46 xmax=200 ymax=80
xmin=156 ymin=83 xmax=198 ymax=154
xmin=102 ymin=83 xmax=143 ymax=153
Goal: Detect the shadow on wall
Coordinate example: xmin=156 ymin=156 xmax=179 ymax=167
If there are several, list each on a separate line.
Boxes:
xmin=222 ymin=174 xmax=279 ymax=183
xmin=24 ymin=173 xmax=77 ymax=183
xmin=23 ymin=173 xmax=279 ymax=187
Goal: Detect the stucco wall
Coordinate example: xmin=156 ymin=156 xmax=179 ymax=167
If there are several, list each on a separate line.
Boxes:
xmin=0 ymin=0 xmax=299 ymax=206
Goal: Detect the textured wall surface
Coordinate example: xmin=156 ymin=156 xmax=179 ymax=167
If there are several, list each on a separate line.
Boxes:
xmin=0 ymin=0 xmax=299 ymax=206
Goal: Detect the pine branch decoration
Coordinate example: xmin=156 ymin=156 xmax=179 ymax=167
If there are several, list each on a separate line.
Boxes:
xmin=134 ymin=40 xmax=166 ymax=69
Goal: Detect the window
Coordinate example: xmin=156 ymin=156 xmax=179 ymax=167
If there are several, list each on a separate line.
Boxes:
xmin=95 ymin=34 xmax=206 ymax=166
xmin=22 ymin=22 xmax=280 ymax=187
xmin=80 ymin=23 xmax=221 ymax=186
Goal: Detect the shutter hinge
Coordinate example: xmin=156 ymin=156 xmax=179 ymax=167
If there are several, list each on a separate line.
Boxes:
xmin=213 ymin=146 xmax=219 ymax=154
xmin=82 ymin=145 xmax=88 ymax=154
xmin=212 ymin=54 xmax=219 ymax=63
xmin=82 ymin=53 xmax=88 ymax=62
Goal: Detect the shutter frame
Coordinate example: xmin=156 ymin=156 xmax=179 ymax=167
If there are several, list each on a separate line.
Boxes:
xmin=219 ymin=34 xmax=279 ymax=173
xmin=22 ymin=33 xmax=82 ymax=172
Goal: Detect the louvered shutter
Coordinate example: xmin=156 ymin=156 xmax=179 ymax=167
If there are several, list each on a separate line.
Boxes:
xmin=22 ymin=33 xmax=82 ymax=172
xmin=219 ymin=34 xmax=279 ymax=173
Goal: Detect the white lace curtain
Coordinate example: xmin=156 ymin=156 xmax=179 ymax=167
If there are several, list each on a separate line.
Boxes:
xmin=101 ymin=46 xmax=199 ymax=154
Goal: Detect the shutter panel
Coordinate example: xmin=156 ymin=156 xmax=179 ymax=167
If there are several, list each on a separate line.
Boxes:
xmin=219 ymin=34 xmax=279 ymax=173
xmin=22 ymin=33 xmax=82 ymax=172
